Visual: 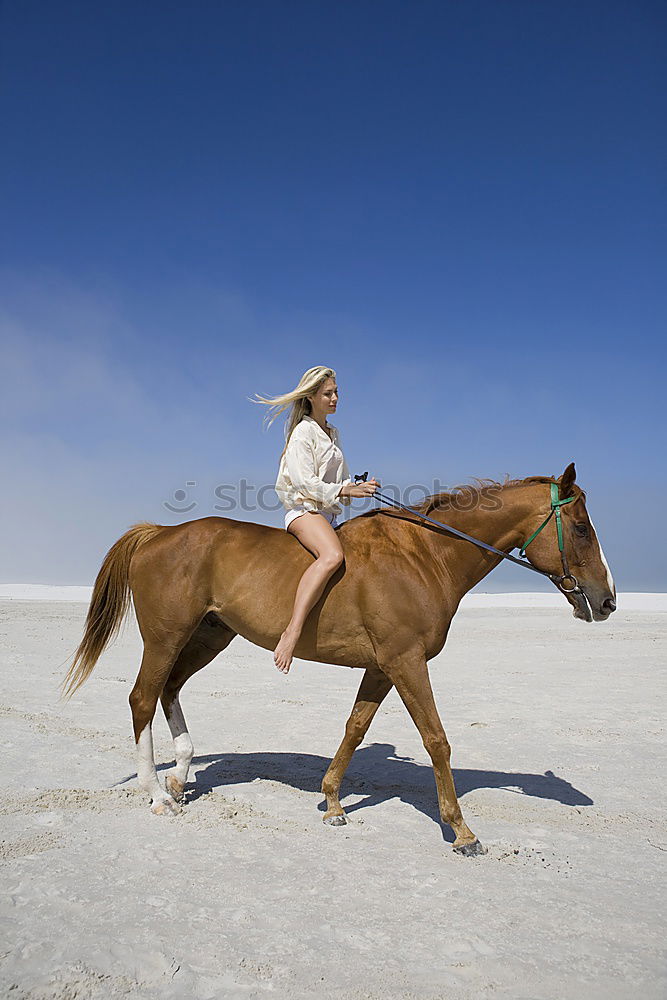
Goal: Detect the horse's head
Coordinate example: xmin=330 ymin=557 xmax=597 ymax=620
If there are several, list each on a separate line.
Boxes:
xmin=521 ymin=463 xmax=616 ymax=623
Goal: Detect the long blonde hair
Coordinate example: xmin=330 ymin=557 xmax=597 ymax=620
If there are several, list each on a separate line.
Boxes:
xmin=249 ymin=366 xmax=337 ymax=460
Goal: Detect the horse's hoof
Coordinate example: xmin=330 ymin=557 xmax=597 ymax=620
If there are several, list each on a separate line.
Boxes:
xmin=151 ymin=796 xmax=181 ymax=817
xmin=453 ymin=838 xmax=487 ymax=857
xmin=323 ymin=814 xmax=347 ymax=827
xmin=165 ymin=774 xmax=185 ymax=803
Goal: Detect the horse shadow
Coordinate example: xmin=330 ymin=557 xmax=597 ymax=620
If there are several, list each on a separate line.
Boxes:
xmin=154 ymin=742 xmax=593 ymax=843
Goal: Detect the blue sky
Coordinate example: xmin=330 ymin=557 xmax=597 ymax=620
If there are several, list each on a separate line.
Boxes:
xmin=1 ymin=0 xmax=665 ymax=590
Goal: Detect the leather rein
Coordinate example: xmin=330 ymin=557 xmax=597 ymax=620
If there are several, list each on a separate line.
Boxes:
xmin=354 ymin=474 xmax=581 ymax=595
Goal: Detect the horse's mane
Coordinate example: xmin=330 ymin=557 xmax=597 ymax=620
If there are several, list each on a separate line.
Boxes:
xmin=417 ymin=475 xmax=587 ymax=516
xmin=360 ymin=475 xmax=585 ymax=520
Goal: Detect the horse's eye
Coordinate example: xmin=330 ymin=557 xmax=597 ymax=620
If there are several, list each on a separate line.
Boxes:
xmin=574 ymin=523 xmax=589 ymax=537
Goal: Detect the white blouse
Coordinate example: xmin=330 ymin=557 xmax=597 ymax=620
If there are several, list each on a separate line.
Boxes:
xmin=275 ymin=415 xmax=353 ymax=516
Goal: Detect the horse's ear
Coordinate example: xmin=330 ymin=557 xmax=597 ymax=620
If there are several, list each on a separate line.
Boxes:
xmin=559 ymin=462 xmax=576 ymax=500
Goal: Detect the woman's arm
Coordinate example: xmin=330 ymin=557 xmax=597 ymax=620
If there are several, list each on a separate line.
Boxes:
xmin=334 ymin=427 xmax=352 ymax=505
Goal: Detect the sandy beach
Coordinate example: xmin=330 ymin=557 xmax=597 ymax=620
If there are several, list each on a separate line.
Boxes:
xmin=0 ymin=589 xmax=665 ymax=999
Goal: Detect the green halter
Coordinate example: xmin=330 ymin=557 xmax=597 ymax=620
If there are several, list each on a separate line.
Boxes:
xmin=519 ymin=483 xmax=575 ymax=559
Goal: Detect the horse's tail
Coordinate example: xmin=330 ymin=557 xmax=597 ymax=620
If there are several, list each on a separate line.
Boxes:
xmin=61 ymin=522 xmax=164 ymax=699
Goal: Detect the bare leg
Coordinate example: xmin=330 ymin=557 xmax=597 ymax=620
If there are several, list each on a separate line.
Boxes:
xmin=275 ymin=513 xmax=343 ymax=673
xmin=321 ymin=667 xmax=393 ymax=825
xmin=383 ymin=652 xmax=485 ymax=854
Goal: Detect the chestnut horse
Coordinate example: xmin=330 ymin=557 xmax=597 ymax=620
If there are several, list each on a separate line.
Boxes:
xmin=63 ymin=462 xmax=615 ymax=855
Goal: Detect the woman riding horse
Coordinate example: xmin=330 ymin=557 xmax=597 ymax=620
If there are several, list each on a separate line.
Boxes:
xmin=251 ymin=366 xmax=380 ymax=673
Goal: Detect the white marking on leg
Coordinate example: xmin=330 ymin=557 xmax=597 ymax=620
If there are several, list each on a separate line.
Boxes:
xmin=165 ymin=696 xmax=194 ymax=786
xmin=589 ymin=516 xmax=615 ymax=594
xmin=137 ymin=724 xmax=180 ymax=814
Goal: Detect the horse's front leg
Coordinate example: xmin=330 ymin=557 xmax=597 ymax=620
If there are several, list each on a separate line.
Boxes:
xmin=382 ymin=649 xmax=486 ymax=856
xmin=321 ymin=667 xmax=393 ymax=825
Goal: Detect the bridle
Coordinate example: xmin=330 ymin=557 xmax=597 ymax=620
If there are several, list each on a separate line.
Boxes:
xmin=517 ymin=483 xmax=578 ymax=591
xmin=354 ymin=474 xmax=581 ymax=595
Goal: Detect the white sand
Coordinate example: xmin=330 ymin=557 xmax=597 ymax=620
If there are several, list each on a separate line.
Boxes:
xmin=2 ymin=583 xmax=665 ymax=611
xmin=0 ymin=591 xmax=665 ymax=999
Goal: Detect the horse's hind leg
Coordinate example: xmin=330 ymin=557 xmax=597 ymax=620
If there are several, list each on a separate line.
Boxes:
xmin=129 ymin=641 xmax=185 ymax=815
xmin=160 ymin=615 xmax=237 ymax=803
xmin=321 ymin=667 xmax=393 ymax=826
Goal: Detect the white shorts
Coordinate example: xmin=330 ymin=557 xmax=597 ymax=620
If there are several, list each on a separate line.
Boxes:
xmin=284 ymin=506 xmax=339 ymax=531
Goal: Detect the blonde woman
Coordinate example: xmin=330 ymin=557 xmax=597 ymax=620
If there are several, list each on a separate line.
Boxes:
xmin=250 ymin=366 xmax=379 ymax=673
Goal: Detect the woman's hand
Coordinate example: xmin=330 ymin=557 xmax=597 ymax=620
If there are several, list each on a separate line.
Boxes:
xmin=340 ymin=476 xmax=381 ymax=499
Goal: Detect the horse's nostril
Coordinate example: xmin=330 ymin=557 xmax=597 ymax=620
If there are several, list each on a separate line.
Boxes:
xmin=602 ymin=598 xmax=617 ymax=613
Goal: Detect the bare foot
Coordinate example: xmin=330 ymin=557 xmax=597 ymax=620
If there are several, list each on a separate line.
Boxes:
xmin=274 ymin=626 xmax=300 ymax=673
